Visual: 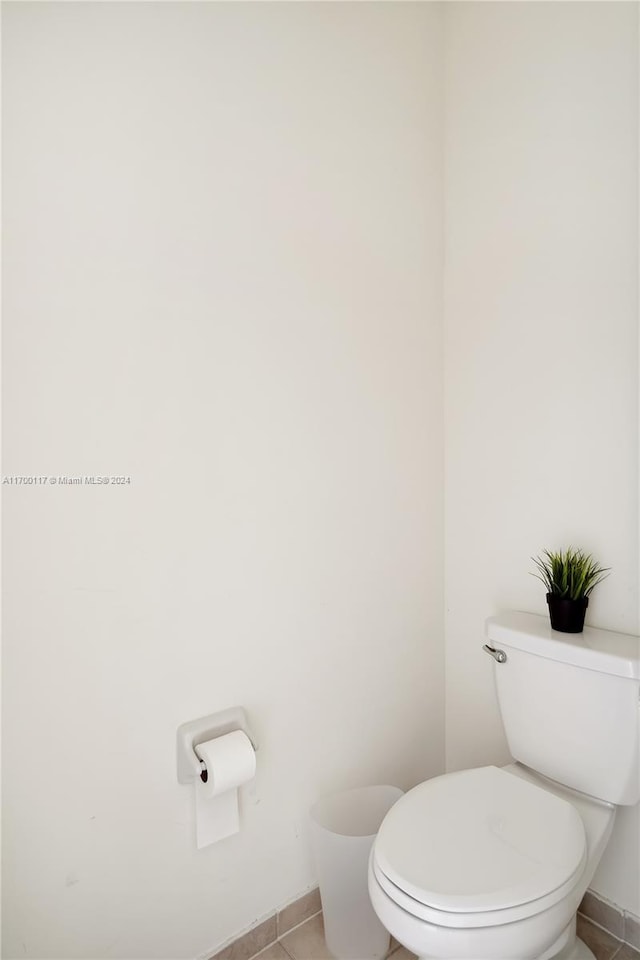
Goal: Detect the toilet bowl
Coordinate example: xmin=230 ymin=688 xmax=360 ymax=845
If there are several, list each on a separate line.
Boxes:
xmin=368 ymin=763 xmax=615 ymax=960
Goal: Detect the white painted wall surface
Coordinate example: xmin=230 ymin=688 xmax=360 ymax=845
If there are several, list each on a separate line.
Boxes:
xmin=4 ymin=1 xmax=639 ymax=954
xmin=444 ymin=1 xmax=639 ymax=914
xmin=1 ymin=4 xmax=444 ymax=958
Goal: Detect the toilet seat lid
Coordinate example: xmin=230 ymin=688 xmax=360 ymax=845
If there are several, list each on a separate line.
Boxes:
xmin=374 ymin=766 xmax=586 ymax=914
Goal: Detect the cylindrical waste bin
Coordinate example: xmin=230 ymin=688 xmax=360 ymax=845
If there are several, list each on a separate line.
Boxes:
xmin=309 ymin=785 xmax=403 ymax=960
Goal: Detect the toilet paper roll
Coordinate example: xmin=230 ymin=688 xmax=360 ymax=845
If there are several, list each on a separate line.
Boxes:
xmin=195 ymin=730 xmax=256 ymax=799
xmin=193 ymin=731 xmax=256 ymax=848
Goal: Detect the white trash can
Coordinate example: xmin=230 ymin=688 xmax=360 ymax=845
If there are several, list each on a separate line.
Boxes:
xmin=309 ymin=785 xmax=403 ymax=960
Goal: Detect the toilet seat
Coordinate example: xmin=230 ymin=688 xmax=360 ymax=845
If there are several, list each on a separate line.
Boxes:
xmin=373 ymin=766 xmax=587 ymax=927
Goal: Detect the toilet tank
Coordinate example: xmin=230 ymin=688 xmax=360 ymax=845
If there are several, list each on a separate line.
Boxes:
xmin=485 ymin=612 xmax=640 ymax=805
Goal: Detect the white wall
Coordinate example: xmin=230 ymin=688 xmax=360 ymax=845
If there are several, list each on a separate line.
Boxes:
xmin=4 ymin=2 xmax=639 ymax=955
xmin=1 ymin=4 xmax=445 ymax=958
xmin=444 ymin=1 xmax=639 ymax=915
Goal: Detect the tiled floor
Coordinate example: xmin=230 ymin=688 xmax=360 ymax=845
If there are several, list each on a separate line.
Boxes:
xmin=255 ymin=912 xmax=640 ymax=960
xmin=255 ymin=915 xmax=412 ymax=960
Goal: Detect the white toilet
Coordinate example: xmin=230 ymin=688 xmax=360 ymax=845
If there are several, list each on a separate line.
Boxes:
xmin=368 ymin=611 xmax=640 ymax=960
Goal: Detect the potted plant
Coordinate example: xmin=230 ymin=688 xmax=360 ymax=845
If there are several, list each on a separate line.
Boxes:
xmin=531 ymin=547 xmax=610 ymax=634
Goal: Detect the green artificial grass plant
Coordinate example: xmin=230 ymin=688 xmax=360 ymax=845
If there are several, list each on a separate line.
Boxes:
xmin=531 ymin=547 xmax=610 ymax=600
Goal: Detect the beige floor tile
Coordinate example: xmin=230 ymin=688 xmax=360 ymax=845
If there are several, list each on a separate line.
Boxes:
xmin=388 ymin=949 xmax=416 ymax=960
xmin=280 ymin=914 xmax=333 ymax=960
xmin=615 ymin=946 xmax=640 ymax=960
xmin=577 ymin=916 xmax=622 ymax=960
xmin=278 ymin=889 xmax=322 ymax=938
xmin=580 ymin=893 xmax=625 ymax=941
xmin=210 ymin=916 xmax=277 ymax=960
xmin=625 ymin=913 xmax=640 ymax=952
xmin=253 ymin=945 xmax=291 ymax=960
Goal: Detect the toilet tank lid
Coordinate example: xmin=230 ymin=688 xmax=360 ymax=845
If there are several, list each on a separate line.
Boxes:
xmin=486 ymin=612 xmax=640 ymax=680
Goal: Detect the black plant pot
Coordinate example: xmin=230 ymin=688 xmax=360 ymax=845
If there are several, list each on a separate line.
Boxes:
xmin=546 ymin=594 xmax=588 ymax=634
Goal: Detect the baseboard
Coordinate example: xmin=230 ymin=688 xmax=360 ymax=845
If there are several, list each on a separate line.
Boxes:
xmin=579 ymin=889 xmax=640 ymax=951
xmin=205 ymin=888 xmax=322 ymax=960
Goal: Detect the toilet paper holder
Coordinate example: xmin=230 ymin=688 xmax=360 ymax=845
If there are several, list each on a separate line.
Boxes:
xmin=176 ymin=706 xmax=258 ymax=784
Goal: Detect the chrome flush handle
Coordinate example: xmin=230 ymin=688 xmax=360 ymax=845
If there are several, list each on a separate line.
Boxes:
xmin=483 ymin=644 xmax=507 ymax=664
